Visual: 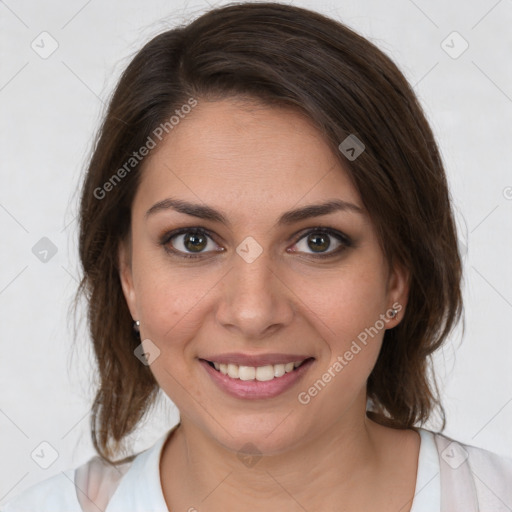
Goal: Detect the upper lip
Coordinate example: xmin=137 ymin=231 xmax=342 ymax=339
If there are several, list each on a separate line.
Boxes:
xmin=201 ymin=353 xmax=313 ymax=366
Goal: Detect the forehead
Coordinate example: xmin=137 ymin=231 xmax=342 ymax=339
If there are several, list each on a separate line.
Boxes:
xmin=134 ymin=98 xmax=362 ymax=221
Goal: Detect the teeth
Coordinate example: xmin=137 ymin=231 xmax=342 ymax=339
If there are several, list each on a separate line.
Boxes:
xmin=227 ymin=363 xmax=239 ymax=379
xmin=274 ymin=364 xmax=286 ymax=378
xmin=284 ymin=362 xmax=294 ymax=372
xmin=255 ymin=365 xmax=274 ymax=381
xmin=238 ymin=366 xmax=255 ymax=380
xmin=211 ymin=360 xmax=306 ymax=381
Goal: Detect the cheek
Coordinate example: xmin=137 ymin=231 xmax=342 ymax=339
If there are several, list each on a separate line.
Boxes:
xmin=293 ymin=259 xmax=388 ymax=383
xmin=131 ymin=248 xmax=208 ymax=344
xmin=137 ymin=275 xmax=208 ymax=348
xmin=133 ymin=265 xmax=209 ymax=405
xmin=296 ymin=276 xmax=387 ymax=414
xmin=297 ymin=259 xmax=388 ymax=336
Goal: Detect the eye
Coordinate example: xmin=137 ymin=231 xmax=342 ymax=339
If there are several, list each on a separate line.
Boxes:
xmin=160 ymin=227 xmax=222 ymax=259
xmin=160 ymin=226 xmax=353 ymax=260
xmin=289 ymin=228 xmax=352 ymax=258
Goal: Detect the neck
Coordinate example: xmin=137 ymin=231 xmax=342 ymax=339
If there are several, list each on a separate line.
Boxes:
xmin=160 ymin=399 xmax=389 ymax=511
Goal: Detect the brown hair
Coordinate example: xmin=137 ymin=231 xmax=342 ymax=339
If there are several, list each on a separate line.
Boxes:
xmin=75 ymin=1 xmax=463 ymax=464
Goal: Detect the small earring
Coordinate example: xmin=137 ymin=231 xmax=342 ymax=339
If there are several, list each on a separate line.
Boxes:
xmin=133 ymin=320 xmax=140 ymax=333
xmin=389 ymin=308 xmax=398 ymax=319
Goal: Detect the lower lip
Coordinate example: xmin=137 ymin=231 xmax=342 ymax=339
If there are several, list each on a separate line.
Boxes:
xmin=200 ymin=359 xmax=314 ymax=400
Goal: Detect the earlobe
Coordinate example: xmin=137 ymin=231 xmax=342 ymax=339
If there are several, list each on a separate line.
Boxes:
xmin=118 ymin=240 xmax=138 ymax=320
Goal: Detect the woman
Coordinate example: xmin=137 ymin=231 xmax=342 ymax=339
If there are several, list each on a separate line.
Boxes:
xmin=3 ymin=2 xmax=511 ymax=511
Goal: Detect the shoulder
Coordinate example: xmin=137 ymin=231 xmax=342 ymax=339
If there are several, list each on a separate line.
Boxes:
xmin=1 ymin=427 xmax=177 ymax=512
xmin=429 ymin=429 xmax=512 ymax=510
xmin=0 ymin=456 xmax=133 ymax=512
xmin=1 ymin=468 xmax=81 ymax=511
xmin=457 ymin=435 xmax=512 ymax=509
xmin=432 ymin=429 xmax=512 ymax=476
xmin=465 ymin=439 xmax=512 ymax=474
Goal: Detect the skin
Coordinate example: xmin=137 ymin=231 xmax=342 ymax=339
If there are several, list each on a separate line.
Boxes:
xmin=118 ymin=97 xmax=420 ymax=511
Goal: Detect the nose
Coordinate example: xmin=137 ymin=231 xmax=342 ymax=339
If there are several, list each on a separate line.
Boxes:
xmin=215 ymin=248 xmax=295 ymax=340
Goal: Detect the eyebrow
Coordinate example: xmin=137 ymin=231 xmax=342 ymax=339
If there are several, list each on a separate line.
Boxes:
xmin=145 ymin=197 xmax=364 ymax=227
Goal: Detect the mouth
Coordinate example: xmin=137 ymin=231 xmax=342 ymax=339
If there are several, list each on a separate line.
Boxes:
xmin=203 ymin=358 xmax=312 ymax=381
xmin=199 ymin=355 xmax=315 ymax=400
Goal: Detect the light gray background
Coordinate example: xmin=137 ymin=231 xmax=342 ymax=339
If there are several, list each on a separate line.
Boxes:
xmin=1 ymin=0 xmax=511 ymax=503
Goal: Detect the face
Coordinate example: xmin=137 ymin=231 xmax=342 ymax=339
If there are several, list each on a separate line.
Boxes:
xmin=119 ymin=98 xmax=409 ymax=455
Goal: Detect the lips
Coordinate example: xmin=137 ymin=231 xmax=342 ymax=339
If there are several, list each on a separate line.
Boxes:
xmin=201 ymin=353 xmax=311 ymax=381
xmin=199 ymin=353 xmax=315 ymax=399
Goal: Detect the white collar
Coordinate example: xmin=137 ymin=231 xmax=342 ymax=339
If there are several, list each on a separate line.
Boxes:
xmin=410 ymin=428 xmax=441 ymax=511
xmin=106 ymin=426 xmax=440 ymax=511
xmin=106 ymin=426 xmax=175 ymax=511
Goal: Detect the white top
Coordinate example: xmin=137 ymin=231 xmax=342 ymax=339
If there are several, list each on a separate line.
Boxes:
xmin=2 ymin=427 xmax=512 ymax=511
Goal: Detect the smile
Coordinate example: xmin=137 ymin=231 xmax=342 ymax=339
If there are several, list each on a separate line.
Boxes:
xmin=200 ymin=356 xmax=315 ymax=400
xmin=208 ymin=360 xmax=307 ymax=381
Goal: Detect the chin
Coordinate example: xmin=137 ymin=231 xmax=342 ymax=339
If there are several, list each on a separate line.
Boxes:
xmin=204 ymin=410 xmax=311 ymax=457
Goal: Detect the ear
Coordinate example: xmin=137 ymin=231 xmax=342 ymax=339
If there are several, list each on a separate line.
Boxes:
xmin=118 ymin=237 xmax=138 ymax=320
xmin=385 ymin=259 xmax=410 ymax=327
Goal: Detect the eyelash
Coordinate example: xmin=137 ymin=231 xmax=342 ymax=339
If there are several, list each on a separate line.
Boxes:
xmin=159 ymin=226 xmax=353 ymax=260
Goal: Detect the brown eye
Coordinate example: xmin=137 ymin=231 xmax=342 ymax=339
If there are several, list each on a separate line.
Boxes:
xmin=181 ymin=232 xmax=208 ymax=252
xmin=290 ymin=228 xmax=352 ymax=258
xmin=161 ymin=228 xmax=221 ymax=258
xmin=306 ymin=232 xmax=331 ymax=253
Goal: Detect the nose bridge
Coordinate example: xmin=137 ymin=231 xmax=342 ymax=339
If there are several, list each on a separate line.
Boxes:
xmin=216 ymin=242 xmax=293 ymax=338
xmin=234 ymin=247 xmax=275 ymax=297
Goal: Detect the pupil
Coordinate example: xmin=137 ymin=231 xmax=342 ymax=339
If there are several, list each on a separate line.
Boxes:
xmin=185 ymin=233 xmax=206 ymax=252
xmin=308 ymin=233 xmax=329 ymax=252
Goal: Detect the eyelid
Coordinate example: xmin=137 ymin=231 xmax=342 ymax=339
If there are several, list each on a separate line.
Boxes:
xmin=287 ymin=226 xmax=353 ymax=258
xmin=159 ymin=227 xmax=222 ymax=259
xmin=159 ymin=226 xmax=353 ymax=259
xmin=292 ymin=225 xmax=353 ymax=247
